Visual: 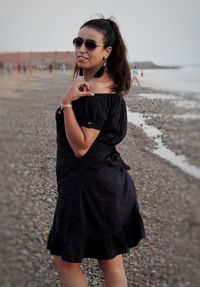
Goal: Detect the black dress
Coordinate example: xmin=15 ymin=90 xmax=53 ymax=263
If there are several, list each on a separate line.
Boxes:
xmin=47 ymin=93 xmax=145 ymax=263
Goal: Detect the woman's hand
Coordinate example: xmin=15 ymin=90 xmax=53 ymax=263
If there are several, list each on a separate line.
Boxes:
xmin=62 ymin=80 xmax=94 ymax=104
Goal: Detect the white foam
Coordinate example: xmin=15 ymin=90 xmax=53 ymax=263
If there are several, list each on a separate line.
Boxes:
xmin=174 ymin=100 xmax=200 ymax=109
xmin=139 ymin=93 xmax=176 ymax=100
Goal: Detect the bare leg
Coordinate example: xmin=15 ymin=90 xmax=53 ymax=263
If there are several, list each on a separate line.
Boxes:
xmin=98 ymin=255 xmax=128 ymax=287
xmin=135 ymin=76 xmax=140 ymax=86
xmin=53 ymin=256 xmax=88 ymax=287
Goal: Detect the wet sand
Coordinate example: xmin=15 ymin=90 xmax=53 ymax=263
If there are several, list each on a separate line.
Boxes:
xmin=0 ymin=71 xmax=199 ymax=287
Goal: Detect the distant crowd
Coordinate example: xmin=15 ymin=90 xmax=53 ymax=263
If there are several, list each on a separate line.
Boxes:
xmin=0 ymin=63 xmax=144 ymax=85
xmin=0 ymin=62 xmax=68 ymax=74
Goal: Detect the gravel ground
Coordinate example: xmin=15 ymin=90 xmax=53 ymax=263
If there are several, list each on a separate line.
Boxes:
xmin=0 ymin=71 xmax=199 ymax=287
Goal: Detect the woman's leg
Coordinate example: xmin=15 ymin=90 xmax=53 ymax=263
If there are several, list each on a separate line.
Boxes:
xmin=98 ymin=255 xmax=128 ymax=287
xmin=53 ymin=256 xmax=88 ymax=287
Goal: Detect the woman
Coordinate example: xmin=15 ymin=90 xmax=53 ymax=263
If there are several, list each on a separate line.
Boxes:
xmin=47 ymin=17 xmax=145 ymax=287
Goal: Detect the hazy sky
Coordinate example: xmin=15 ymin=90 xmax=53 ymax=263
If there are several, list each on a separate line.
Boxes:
xmin=0 ymin=0 xmax=199 ymax=65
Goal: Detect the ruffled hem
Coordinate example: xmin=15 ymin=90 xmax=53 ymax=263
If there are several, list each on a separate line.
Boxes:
xmin=47 ymin=225 xmax=145 ymax=263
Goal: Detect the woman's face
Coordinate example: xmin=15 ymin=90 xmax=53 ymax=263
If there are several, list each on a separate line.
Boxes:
xmin=74 ymin=26 xmax=111 ymax=72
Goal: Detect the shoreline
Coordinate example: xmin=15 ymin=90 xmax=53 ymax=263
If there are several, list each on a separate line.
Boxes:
xmin=0 ymin=71 xmax=199 ymax=286
xmin=126 ymin=83 xmax=200 ymax=172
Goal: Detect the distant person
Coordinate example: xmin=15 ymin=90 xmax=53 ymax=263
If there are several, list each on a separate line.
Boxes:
xmin=49 ymin=63 xmax=53 ymax=73
xmin=131 ymin=69 xmax=140 ymax=86
xmin=60 ymin=63 xmax=66 ymax=72
xmin=28 ymin=65 xmax=33 ymax=74
xmin=47 ymin=16 xmax=145 ymax=287
xmin=6 ymin=63 xmax=12 ymax=73
xmin=133 ymin=65 xmax=138 ymax=75
xmin=23 ymin=63 xmax=27 ymax=73
xmin=0 ymin=62 xmax=5 ymax=74
xmin=17 ymin=63 xmax=21 ymax=73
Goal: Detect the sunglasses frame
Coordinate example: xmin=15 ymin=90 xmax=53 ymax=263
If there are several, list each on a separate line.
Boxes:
xmin=73 ymin=37 xmax=104 ymax=51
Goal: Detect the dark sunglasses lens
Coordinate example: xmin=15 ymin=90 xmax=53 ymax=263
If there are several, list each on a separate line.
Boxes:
xmin=73 ymin=38 xmax=97 ymax=50
xmin=85 ymin=40 xmax=97 ymax=50
xmin=73 ymin=38 xmax=83 ymax=48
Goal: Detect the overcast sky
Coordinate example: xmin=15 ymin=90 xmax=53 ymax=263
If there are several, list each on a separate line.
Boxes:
xmin=0 ymin=0 xmax=199 ymax=65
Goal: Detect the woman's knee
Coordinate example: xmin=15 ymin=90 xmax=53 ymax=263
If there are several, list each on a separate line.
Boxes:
xmin=98 ymin=255 xmax=124 ymax=273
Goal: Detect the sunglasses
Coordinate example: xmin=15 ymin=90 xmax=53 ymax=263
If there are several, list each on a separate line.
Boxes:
xmin=73 ymin=37 xmax=104 ymax=51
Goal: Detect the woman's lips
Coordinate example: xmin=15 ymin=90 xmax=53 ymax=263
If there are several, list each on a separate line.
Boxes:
xmin=77 ymin=56 xmax=88 ymax=62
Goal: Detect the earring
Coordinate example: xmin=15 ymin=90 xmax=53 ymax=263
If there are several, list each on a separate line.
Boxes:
xmin=79 ymin=68 xmax=83 ymax=76
xmin=94 ymin=59 xmax=106 ymax=78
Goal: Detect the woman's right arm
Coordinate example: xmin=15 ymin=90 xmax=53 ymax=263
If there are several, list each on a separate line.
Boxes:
xmin=61 ymin=81 xmax=100 ymax=157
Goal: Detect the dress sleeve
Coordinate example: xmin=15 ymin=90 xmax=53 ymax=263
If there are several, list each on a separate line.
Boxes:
xmin=74 ymin=95 xmax=110 ymax=130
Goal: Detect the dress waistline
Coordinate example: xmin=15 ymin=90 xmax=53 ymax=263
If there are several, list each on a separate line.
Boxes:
xmin=57 ymin=143 xmax=130 ymax=170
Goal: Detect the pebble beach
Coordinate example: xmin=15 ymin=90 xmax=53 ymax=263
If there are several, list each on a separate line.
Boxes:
xmin=0 ymin=70 xmax=199 ymax=287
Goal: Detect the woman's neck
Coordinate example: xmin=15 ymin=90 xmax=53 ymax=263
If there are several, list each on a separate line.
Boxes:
xmin=83 ymin=68 xmax=100 ymax=81
xmin=83 ymin=71 xmax=114 ymax=94
xmin=83 ymin=71 xmax=93 ymax=82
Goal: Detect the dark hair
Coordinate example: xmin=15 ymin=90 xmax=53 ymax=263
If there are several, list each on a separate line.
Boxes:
xmin=73 ymin=17 xmax=131 ymax=95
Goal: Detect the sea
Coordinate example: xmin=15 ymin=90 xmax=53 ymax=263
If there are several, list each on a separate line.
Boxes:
xmin=139 ymin=65 xmax=200 ymax=95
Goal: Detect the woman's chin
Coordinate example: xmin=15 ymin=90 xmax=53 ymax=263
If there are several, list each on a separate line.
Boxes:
xmin=77 ymin=63 xmax=86 ymax=70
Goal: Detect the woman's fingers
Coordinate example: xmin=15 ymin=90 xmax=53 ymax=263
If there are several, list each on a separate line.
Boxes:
xmin=62 ymin=80 xmax=93 ymax=103
xmin=78 ymin=81 xmax=91 ymax=92
xmin=77 ymin=81 xmax=94 ymax=97
xmin=79 ymin=85 xmax=85 ymax=92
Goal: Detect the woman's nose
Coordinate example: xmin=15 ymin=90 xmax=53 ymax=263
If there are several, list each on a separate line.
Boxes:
xmin=79 ymin=43 xmax=87 ymax=52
